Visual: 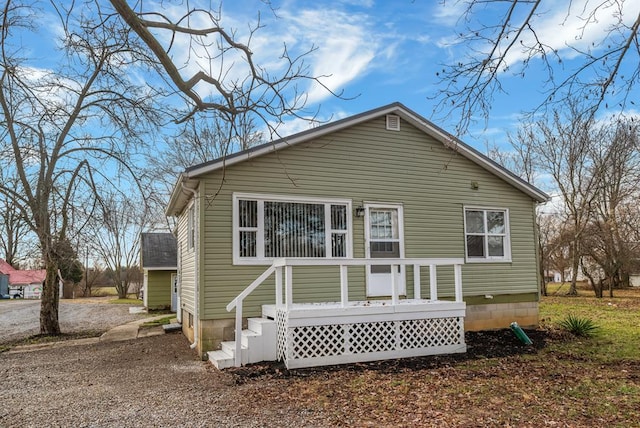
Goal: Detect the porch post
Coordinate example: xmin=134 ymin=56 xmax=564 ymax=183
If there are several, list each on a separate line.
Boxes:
xmin=429 ymin=264 xmax=438 ymax=301
xmin=340 ymin=265 xmax=349 ymax=308
xmin=413 ymin=264 xmax=421 ymax=300
xmin=285 ymin=265 xmax=293 ymax=310
xmin=391 ymin=264 xmax=398 ymax=305
xmin=234 ymin=304 xmax=242 ymax=367
xmin=275 ymin=266 xmax=283 ymax=308
xmin=454 ymin=263 xmax=463 ymax=302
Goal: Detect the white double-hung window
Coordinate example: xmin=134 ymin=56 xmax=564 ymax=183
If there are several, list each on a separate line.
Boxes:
xmin=234 ymin=194 xmax=352 ymax=264
xmin=464 ymin=207 xmax=511 ymax=262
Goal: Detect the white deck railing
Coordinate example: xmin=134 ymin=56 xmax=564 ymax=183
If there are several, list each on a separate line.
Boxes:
xmin=226 ymin=257 xmax=464 ymax=367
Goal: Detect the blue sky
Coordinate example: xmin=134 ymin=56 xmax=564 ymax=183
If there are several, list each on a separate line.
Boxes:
xmin=20 ymin=0 xmax=640 ymax=159
xmin=202 ymin=0 xmax=639 ymax=152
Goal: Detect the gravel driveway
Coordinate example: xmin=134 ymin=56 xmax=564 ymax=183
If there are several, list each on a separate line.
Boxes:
xmin=0 ymin=298 xmax=149 ymax=344
xmin=0 ymin=333 xmax=324 ymax=427
xmin=0 ymin=299 xmax=325 ymax=427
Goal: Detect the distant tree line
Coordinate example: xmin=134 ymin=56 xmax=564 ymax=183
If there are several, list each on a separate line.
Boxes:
xmin=490 ymin=98 xmax=640 ymax=298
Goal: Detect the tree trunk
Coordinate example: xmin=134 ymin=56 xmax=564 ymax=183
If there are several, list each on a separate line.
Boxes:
xmin=609 ymin=272 xmax=616 ymax=298
xmin=582 ymin=268 xmax=602 ymax=298
xmin=568 ymin=243 xmax=579 ymax=296
xmin=117 ymin=281 xmax=127 ymax=299
xmin=595 ymin=280 xmax=603 ymax=298
xmin=609 ymin=283 xmax=614 ymax=298
xmin=39 ymin=260 xmax=61 ymax=335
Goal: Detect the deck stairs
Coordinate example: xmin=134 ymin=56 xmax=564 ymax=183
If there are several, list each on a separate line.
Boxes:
xmin=207 ymin=316 xmax=277 ymax=369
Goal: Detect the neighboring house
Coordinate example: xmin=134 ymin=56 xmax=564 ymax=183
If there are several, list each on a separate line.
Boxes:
xmin=0 ymin=258 xmax=46 ymax=299
xmin=140 ymin=233 xmax=178 ymax=312
xmin=166 ymin=103 xmax=549 ymax=369
xmin=0 ymin=267 xmax=9 ymax=298
xmin=544 ymin=270 xmax=563 ymax=283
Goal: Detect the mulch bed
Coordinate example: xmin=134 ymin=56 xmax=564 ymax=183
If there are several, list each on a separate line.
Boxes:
xmin=227 ymin=328 xmax=552 ymax=384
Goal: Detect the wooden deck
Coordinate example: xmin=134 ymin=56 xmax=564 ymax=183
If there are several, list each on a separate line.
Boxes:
xmin=264 ymin=298 xmax=466 ymax=369
xmin=225 ymin=257 xmax=467 ymax=368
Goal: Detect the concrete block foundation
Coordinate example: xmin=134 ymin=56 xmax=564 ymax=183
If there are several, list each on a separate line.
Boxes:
xmin=465 ymin=301 xmax=538 ymax=331
xmin=186 ymin=301 xmax=539 ymax=359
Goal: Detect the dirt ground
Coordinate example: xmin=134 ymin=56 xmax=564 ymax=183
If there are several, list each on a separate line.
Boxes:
xmin=0 ymin=297 xmax=148 ymax=344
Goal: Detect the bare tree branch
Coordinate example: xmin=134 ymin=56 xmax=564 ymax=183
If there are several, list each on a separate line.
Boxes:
xmin=432 ymin=0 xmax=640 ymax=134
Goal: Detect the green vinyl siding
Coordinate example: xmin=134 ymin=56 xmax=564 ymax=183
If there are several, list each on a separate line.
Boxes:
xmin=177 ymin=198 xmax=197 ymax=314
xmin=194 ymin=116 xmax=540 ymax=319
xmin=146 ymin=270 xmax=174 ymax=309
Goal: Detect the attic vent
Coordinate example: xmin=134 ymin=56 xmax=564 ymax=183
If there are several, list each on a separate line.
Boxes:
xmin=386 ymin=114 xmax=400 ymax=131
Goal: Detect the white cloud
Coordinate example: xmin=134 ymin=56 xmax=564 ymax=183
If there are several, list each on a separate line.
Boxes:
xmin=340 ymin=0 xmax=375 ymax=7
xmin=279 ymin=8 xmax=378 ymax=104
xmin=142 ymin=2 xmax=280 ymax=101
xmin=435 ymin=34 xmax=461 ymax=50
xmin=141 ymin=1 xmax=378 ymax=109
xmin=432 ymin=1 xmax=469 ymax=27
xmin=501 ymin=0 xmax=640 ymax=68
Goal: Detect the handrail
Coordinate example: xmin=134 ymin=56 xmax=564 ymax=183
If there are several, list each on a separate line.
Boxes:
xmin=271 ymin=257 xmax=465 ymax=267
xmin=226 ymin=265 xmax=276 ymax=312
xmin=226 ymin=257 xmax=464 ymax=367
xmin=225 ymin=265 xmax=276 ymax=367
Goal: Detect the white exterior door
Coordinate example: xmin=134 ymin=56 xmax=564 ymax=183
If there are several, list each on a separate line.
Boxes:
xmin=365 ymin=204 xmax=405 ymax=297
xmin=143 ymin=271 xmax=149 ymax=308
xmin=171 ymin=273 xmax=178 ymax=312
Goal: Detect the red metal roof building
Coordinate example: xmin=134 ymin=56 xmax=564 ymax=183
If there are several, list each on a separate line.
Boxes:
xmin=0 ymin=259 xmax=46 ymax=298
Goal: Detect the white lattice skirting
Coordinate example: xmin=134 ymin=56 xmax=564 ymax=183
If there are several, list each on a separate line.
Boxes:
xmin=276 ymin=305 xmax=467 ymax=369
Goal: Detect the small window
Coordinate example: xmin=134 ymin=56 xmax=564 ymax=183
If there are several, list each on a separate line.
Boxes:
xmin=464 ymin=207 xmax=510 ymax=262
xmin=330 ymin=204 xmax=348 ymax=257
xmin=238 ymin=200 xmax=258 ymax=257
xmin=386 ymin=114 xmax=400 ymax=131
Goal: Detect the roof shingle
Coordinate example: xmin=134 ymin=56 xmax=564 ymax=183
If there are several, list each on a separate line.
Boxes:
xmin=141 ymin=233 xmax=177 ymax=269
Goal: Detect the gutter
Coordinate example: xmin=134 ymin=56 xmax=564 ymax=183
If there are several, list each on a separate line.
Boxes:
xmin=180 ymin=181 xmax=200 ymax=351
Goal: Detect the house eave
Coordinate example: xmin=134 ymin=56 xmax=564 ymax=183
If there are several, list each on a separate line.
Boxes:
xmin=143 ymin=266 xmax=178 ymax=271
xmin=165 ymin=175 xmax=199 ymax=217
xmin=393 ymin=108 xmax=550 ymax=203
xmin=170 ymin=102 xmax=549 ymax=206
xmin=182 ymin=104 xmax=407 ymax=179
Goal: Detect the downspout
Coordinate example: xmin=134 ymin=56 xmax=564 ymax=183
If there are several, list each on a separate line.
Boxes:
xmin=182 ymin=181 xmax=199 ymax=350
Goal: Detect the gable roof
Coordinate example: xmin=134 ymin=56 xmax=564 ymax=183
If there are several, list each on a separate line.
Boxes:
xmin=166 ymin=102 xmax=549 ymax=216
xmin=0 ymin=259 xmax=46 ymax=285
xmin=8 ymin=269 xmax=46 ymax=286
xmin=0 ymin=259 xmax=16 ymax=274
xmin=141 ymin=233 xmax=178 ymax=269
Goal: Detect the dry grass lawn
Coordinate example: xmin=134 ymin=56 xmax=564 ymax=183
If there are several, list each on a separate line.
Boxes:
xmin=229 ymin=287 xmax=640 ymax=427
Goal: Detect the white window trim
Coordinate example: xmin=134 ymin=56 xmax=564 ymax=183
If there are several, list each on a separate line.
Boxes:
xmin=463 ymin=206 xmax=512 ymax=263
xmin=233 ymin=193 xmax=353 ymax=265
